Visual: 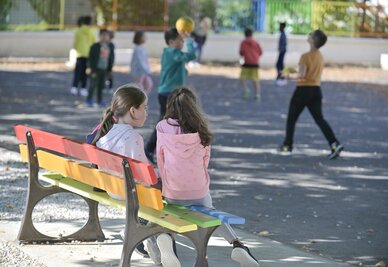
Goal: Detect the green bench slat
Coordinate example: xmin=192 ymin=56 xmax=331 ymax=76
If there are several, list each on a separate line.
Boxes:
xmin=39 ymin=173 xmax=197 ymax=233
xmin=163 ymin=204 xmax=221 ymax=228
xmin=40 ymin=173 xmax=126 ymax=209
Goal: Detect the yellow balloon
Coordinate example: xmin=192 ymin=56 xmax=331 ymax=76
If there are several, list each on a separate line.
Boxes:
xmin=176 ymin=16 xmax=195 ymax=33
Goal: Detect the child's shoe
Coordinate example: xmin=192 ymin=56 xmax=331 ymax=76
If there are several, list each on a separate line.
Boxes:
xmin=156 ymin=234 xmax=181 ymax=267
xmin=276 ymin=79 xmax=288 ymax=86
xmin=328 ymin=142 xmax=344 ymax=159
xmin=231 ymin=241 xmax=260 ymax=267
xmin=84 ymin=99 xmax=93 ymax=107
xmin=70 ymin=87 xmax=78 ymax=95
xmin=80 ymin=88 xmax=88 ymax=97
xmin=119 ymin=230 xmax=149 ymax=258
xmin=279 ymin=145 xmax=292 ymax=155
xmin=146 ymin=236 xmax=161 ymax=264
xmin=97 ymin=101 xmax=107 ymax=108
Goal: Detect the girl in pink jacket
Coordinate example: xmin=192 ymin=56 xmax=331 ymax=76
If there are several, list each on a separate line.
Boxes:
xmin=156 ymin=87 xmax=260 ymax=267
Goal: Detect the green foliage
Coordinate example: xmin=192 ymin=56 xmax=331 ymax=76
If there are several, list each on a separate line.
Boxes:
xmin=0 ymin=0 xmax=12 ymax=27
xmin=266 ymin=0 xmax=312 ymax=34
xmin=8 ymin=21 xmax=50 ymax=31
xmin=216 ymin=0 xmax=253 ymax=31
xmin=312 ymin=1 xmax=356 ymax=36
xmin=88 ymin=0 xmax=165 ymax=29
xmin=27 ymin=0 xmax=61 ymax=25
xmin=168 ymin=0 xmax=216 ymax=28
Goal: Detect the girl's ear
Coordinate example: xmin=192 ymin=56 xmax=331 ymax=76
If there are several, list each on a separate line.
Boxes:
xmin=129 ymin=107 xmax=136 ymax=116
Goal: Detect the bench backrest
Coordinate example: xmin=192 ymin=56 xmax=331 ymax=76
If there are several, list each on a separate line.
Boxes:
xmin=14 ymin=125 xmax=163 ymax=210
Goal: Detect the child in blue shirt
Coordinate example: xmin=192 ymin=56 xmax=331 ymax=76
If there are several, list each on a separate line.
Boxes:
xmin=145 ymin=28 xmax=196 ymax=162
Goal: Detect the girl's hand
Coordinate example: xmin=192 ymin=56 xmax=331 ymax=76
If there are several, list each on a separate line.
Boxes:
xmin=86 ymin=68 xmax=92 ymax=75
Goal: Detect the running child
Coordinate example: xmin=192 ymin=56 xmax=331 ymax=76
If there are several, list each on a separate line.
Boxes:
xmin=279 ymin=29 xmax=344 ymax=159
xmin=156 ymin=87 xmax=260 ymax=267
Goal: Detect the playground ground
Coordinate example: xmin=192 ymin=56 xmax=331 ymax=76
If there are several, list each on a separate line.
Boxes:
xmin=0 ymin=61 xmax=387 ymax=266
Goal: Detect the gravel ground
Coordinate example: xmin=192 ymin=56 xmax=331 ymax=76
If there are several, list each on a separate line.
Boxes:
xmin=0 ymin=241 xmax=46 ymax=267
xmin=0 ymin=61 xmax=387 ymax=266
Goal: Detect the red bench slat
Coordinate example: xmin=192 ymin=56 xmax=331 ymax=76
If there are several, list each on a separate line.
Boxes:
xmin=14 ymin=124 xmax=157 ymax=185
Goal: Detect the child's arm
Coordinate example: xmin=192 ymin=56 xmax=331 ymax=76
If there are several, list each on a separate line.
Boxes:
xmin=137 ymin=48 xmax=152 ymax=75
xmin=87 ymin=44 xmax=98 ymax=74
xmin=107 ymin=43 xmax=115 ymax=72
xmin=298 ymin=63 xmax=306 ymax=79
xmin=173 ymin=38 xmax=196 ymax=63
xmin=239 ymin=41 xmax=245 ymax=56
xmin=156 ymin=145 xmax=165 ymax=179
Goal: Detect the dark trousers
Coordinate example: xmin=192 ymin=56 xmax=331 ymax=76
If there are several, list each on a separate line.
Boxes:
xmin=87 ymin=69 xmax=107 ymax=103
xmin=283 ymin=86 xmax=338 ymax=148
xmin=276 ymin=51 xmax=286 ymax=79
xmin=72 ymin=57 xmax=88 ymax=88
xmin=146 ymin=94 xmax=169 ymax=154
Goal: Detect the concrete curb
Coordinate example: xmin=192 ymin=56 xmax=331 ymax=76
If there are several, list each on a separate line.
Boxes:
xmin=0 ymin=220 xmax=350 ymax=267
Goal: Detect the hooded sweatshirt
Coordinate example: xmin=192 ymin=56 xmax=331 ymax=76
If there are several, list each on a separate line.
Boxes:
xmin=73 ymin=25 xmax=96 ymax=58
xmin=156 ymin=119 xmax=210 ymax=200
xmin=95 ymin=124 xmax=148 ymax=200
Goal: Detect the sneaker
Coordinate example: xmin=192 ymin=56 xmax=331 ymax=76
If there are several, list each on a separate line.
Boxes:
xmin=135 ymin=242 xmax=149 ymax=258
xmin=84 ymin=99 xmax=93 ymax=107
xmin=328 ymin=142 xmax=344 ymax=159
xmin=279 ymin=145 xmax=292 ymax=155
xmin=70 ymin=87 xmax=78 ymax=95
xmin=80 ymin=88 xmax=88 ymax=97
xmin=276 ymin=79 xmax=288 ymax=86
xmin=156 ymin=234 xmax=181 ymax=267
xmin=232 ymin=241 xmax=260 ymax=267
xmin=255 ymin=94 xmax=261 ymax=102
xmin=146 ymin=236 xmax=161 ymax=265
xmin=97 ymin=101 xmax=107 ymax=108
xmin=119 ymin=230 xmax=149 ymax=258
xmin=242 ymin=89 xmax=250 ymax=100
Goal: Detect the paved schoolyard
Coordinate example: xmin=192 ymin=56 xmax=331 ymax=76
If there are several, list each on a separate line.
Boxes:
xmin=0 ymin=63 xmax=387 ymax=266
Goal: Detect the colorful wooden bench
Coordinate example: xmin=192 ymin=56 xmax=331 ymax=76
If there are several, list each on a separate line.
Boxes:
xmin=14 ymin=124 xmax=245 ymax=266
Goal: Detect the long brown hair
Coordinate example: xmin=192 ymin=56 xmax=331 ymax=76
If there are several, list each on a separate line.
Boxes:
xmin=92 ymin=84 xmax=146 ymax=145
xmin=164 ymin=87 xmax=213 ymax=146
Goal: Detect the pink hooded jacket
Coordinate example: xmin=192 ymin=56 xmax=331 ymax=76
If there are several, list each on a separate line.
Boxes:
xmin=156 ymin=119 xmax=210 ymax=200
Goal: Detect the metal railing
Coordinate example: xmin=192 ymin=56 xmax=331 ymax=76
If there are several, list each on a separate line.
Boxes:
xmin=1 ymin=0 xmax=167 ymax=31
xmin=266 ymin=0 xmax=387 ymax=37
xmin=1 ymin=0 xmax=387 ymax=38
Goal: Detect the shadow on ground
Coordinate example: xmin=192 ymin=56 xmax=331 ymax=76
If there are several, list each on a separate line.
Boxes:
xmin=0 ymin=70 xmax=387 ymax=266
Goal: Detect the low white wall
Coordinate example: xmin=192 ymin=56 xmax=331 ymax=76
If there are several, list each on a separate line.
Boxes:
xmin=1 ymin=31 xmax=387 ymax=67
